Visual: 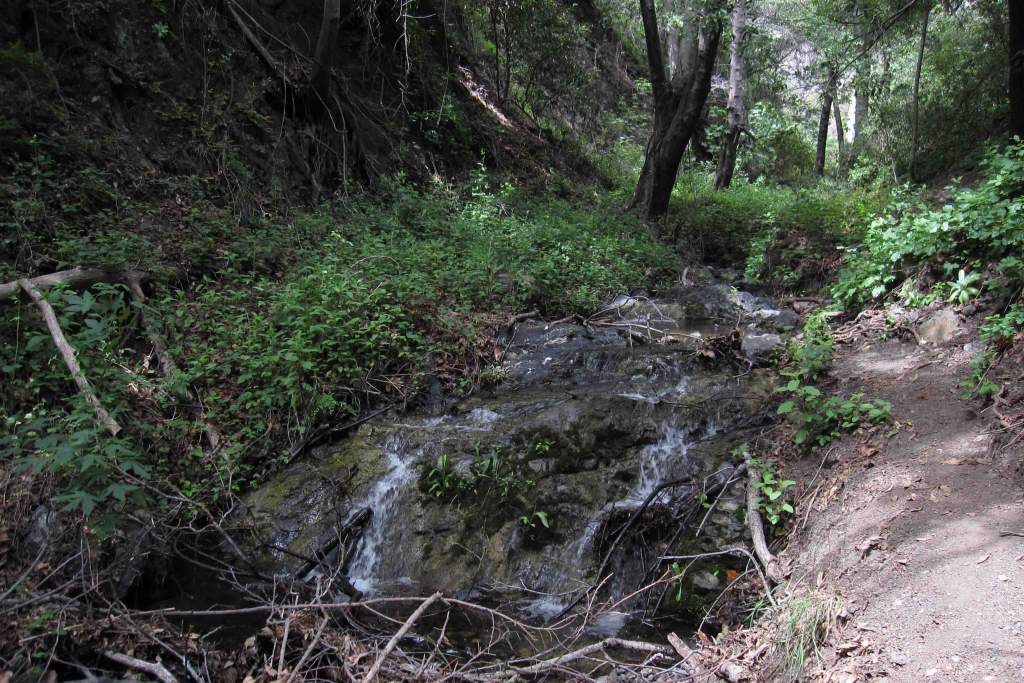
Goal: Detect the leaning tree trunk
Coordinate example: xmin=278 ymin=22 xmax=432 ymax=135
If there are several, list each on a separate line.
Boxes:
xmin=815 ymin=70 xmax=837 ymax=176
xmin=910 ymin=5 xmax=930 ymax=180
xmin=632 ymin=0 xmax=722 ymax=218
xmin=1012 ymin=0 xmax=1024 ymax=140
xmin=714 ymin=0 xmax=748 ymax=191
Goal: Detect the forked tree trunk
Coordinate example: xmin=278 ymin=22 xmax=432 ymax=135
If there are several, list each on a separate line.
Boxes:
xmin=714 ymin=0 xmax=748 ymax=191
xmin=815 ymin=70 xmax=837 ymax=176
xmin=1012 ymin=0 xmax=1024 ymax=140
xmin=910 ymin=5 xmax=930 ymax=180
xmin=632 ymin=0 xmax=722 ymax=218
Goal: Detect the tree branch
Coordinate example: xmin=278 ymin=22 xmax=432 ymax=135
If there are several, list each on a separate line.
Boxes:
xmin=18 ymin=279 xmax=122 ymax=437
xmin=104 ymin=651 xmax=178 ymax=683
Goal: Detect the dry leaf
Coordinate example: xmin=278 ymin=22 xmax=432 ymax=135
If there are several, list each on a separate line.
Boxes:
xmin=976 ymin=552 xmax=991 ymax=564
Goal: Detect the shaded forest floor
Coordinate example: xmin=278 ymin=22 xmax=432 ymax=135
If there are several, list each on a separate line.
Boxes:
xmin=777 ymin=315 xmax=1024 ymax=681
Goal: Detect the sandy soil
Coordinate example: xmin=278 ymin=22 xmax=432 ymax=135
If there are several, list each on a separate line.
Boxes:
xmin=782 ymin=329 xmax=1024 ymax=682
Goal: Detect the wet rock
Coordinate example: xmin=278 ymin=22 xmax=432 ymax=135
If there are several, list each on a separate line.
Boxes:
xmin=751 ymin=307 xmax=800 ymax=331
xmin=692 ymin=570 xmax=722 ymax=590
xmin=918 ymin=309 xmax=961 ymax=346
xmin=741 ymin=332 xmax=784 ymax=361
xmin=239 ymin=285 xmax=784 ymax=602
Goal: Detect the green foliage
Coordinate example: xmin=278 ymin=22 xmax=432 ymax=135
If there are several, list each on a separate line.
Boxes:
xmin=422 ymin=445 xmax=535 ymax=514
xmin=946 ymin=269 xmax=982 ymax=305
xmin=740 ymin=104 xmax=816 ymax=183
xmin=428 ymin=452 xmax=456 ymax=498
xmin=959 ymin=350 xmax=1000 ymax=401
xmin=777 ymin=384 xmax=893 ymax=447
xmin=784 ymin=309 xmax=835 ymax=383
xmin=519 ymin=510 xmax=550 ymax=528
xmin=833 ymin=143 xmax=1024 ymax=309
xmin=748 ymin=456 xmax=796 ymax=527
xmin=776 ymin=309 xmax=891 ymax=447
xmin=980 ymin=302 xmax=1024 ymax=347
xmin=0 ymin=285 xmax=149 ymax=520
xmin=668 ymin=172 xmax=880 ymax=273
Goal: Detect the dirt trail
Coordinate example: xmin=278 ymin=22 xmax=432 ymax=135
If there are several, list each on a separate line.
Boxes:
xmin=787 ymin=333 xmax=1024 ymax=682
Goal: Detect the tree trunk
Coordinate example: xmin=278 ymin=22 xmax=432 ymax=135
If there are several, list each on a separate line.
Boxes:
xmin=1010 ymin=0 xmax=1024 ymax=140
xmin=833 ymin=97 xmax=846 ymax=157
xmin=852 ymin=0 xmax=869 ymax=145
xmin=815 ymin=70 xmax=836 ymax=176
xmin=311 ymin=0 xmax=341 ymax=104
xmin=714 ymin=0 xmax=747 ymax=191
xmin=691 ymin=108 xmax=714 ymax=163
xmin=632 ymin=0 xmax=722 ymax=218
xmin=910 ymin=5 xmax=930 ymax=180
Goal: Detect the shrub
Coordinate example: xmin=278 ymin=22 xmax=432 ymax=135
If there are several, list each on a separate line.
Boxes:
xmin=833 ymin=142 xmax=1024 ymax=309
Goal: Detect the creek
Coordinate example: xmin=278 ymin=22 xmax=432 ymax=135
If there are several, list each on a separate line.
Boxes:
xmin=234 ymin=281 xmax=796 ymax=635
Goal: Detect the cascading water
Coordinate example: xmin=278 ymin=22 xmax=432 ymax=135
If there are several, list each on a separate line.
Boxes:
xmin=244 ymin=281 xmax=789 ymax=611
xmin=634 ymin=423 xmax=690 ymax=504
xmin=347 ymin=435 xmax=417 ymax=593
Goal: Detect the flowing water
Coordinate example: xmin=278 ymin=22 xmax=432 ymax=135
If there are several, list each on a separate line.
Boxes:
xmin=241 ymin=282 xmax=792 ymax=624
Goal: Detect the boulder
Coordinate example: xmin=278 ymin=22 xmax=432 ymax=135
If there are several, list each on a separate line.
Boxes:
xmin=918 ymin=309 xmax=961 ymax=346
xmin=741 ymin=332 xmax=784 ymax=362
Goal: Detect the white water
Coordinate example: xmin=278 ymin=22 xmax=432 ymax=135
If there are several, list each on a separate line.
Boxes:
xmin=634 ymin=423 xmax=690 ymax=503
xmin=347 ymin=435 xmax=417 ymax=593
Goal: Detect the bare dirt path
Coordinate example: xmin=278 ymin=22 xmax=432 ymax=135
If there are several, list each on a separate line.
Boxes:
xmin=786 ymin=332 xmax=1024 ymax=682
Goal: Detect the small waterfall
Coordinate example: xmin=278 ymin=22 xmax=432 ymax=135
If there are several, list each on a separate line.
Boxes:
xmin=347 ymin=435 xmax=417 ymax=593
xmin=634 ymin=423 xmax=689 ymax=504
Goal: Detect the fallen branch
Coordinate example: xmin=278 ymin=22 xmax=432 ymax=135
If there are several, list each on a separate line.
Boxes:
xmin=225 ymin=0 xmax=287 ymax=82
xmin=667 ymin=632 xmax=712 ymax=679
xmin=507 ymin=309 xmax=539 ymax=328
xmin=104 ymin=651 xmax=178 ymax=683
xmin=19 ymin=279 xmax=122 ymax=436
xmin=363 ymin=592 xmax=442 ymax=683
xmin=0 ymin=267 xmax=134 ymax=302
xmin=510 ymin=637 xmax=672 ymax=675
xmin=744 ymin=453 xmax=783 ymax=583
xmin=125 ymin=273 xmax=222 ymax=450
xmin=287 ymin=616 xmax=329 ymax=683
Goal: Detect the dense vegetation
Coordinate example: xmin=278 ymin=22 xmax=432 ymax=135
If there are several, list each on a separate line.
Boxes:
xmin=2 ymin=0 xmax=1022 ymax=679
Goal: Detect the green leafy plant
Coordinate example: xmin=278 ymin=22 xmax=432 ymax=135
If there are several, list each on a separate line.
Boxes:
xmin=671 ymin=560 xmax=686 ymax=603
xmin=777 ymin=381 xmax=893 ymax=447
xmin=519 ymin=510 xmax=550 ymax=529
xmin=749 ymin=458 xmax=796 ymax=526
xmin=428 ymin=453 xmax=456 ymax=498
xmin=947 ymin=269 xmax=982 ymax=305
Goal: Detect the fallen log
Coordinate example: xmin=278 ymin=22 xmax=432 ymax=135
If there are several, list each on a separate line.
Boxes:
xmin=510 ymin=637 xmax=673 ymax=675
xmin=0 ymin=267 xmax=168 ymax=303
xmin=668 ymin=632 xmax=713 ymax=680
xmin=18 ymin=279 xmax=122 ymax=436
xmin=0 ymin=268 xmax=114 ymax=302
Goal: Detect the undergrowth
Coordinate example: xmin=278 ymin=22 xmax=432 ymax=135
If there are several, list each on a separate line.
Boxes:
xmin=833 ymin=142 xmax=1024 ymax=310
xmin=776 ymin=309 xmax=892 ymax=447
xmin=0 ymin=173 xmax=672 ymax=521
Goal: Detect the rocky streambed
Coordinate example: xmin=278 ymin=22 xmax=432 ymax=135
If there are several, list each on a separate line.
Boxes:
xmin=237 ymin=281 xmax=797 ymax=626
